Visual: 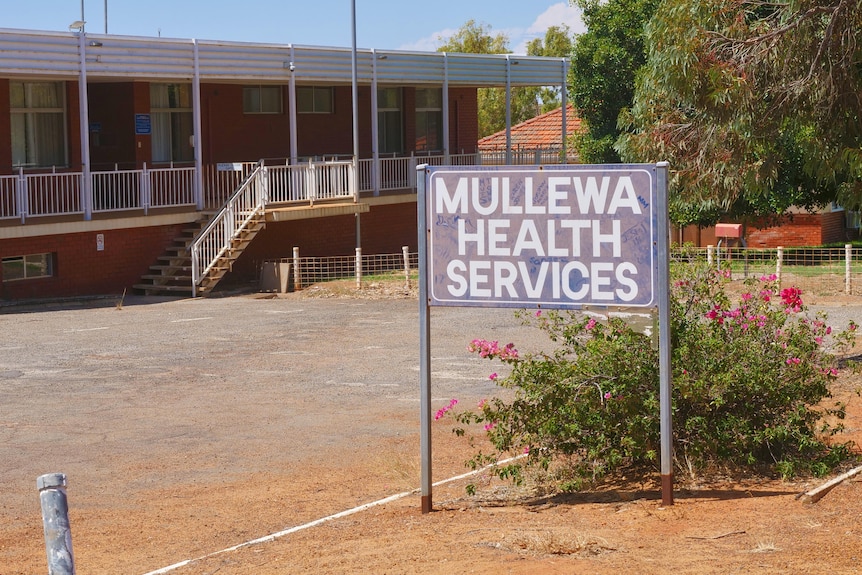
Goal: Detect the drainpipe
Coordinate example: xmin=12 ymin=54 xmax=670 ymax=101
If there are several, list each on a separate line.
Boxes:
xmin=371 ymin=49 xmax=379 ymax=196
xmin=443 ymin=53 xmax=449 ymax=164
xmin=192 ymin=39 xmax=203 ymax=210
xmin=505 ymin=55 xmax=512 ymax=166
xmin=78 ymin=30 xmax=93 ymax=220
xmin=561 ymin=59 xmax=568 ymax=164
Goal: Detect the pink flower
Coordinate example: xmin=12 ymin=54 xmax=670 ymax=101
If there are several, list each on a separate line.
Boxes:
xmin=603 ymin=392 xmax=612 ymax=400
xmin=477 ymin=398 xmax=486 ymax=408
xmin=484 ymin=422 xmax=496 ymax=431
xmin=489 ymin=372 xmax=498 ymax=381
xmin=586 ymin=318 xmax=597 ymax=330
xmin=741 ymin=293 xmax=753 ymax=301
xmin=786 ymin=357 xmax=801 ymax=365
xmin=535 ymin=309 xmax=542 ymax=317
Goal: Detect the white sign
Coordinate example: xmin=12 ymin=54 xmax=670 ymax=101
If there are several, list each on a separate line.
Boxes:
xmin=425 ymin=165 xmax=657 ymax=308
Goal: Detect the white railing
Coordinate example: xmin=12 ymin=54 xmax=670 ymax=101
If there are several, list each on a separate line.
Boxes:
xmin=4 ymin=148 xmax=562 ymax=222
xmin=1 ymin=174 xmax=19 ymax=221
xmin=93 ymin=169 xmax=142 ymax=213
xmin=150 ymin=166 xmax=196 ymax=209
xmin=267 ymin=160 xmax=355 ymax=205
xmin=191 ymin=163 xmax=269 ymax=297
xmin=23 ymin=172 xmax=84 ymax=218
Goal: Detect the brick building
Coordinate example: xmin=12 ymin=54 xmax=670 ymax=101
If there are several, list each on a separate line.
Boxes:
xmin=0 ymin=27 xmax=569 ymax=299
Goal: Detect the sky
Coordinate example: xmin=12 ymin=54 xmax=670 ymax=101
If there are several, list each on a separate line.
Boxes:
xmin=1 ymin=0 xmax=585 ymax=54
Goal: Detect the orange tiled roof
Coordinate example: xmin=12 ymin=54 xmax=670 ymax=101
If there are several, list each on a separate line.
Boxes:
xmin=478 ymin=104 xmax=582 ymax=150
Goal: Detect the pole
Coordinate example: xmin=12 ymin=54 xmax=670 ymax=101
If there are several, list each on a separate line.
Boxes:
xmin=351 ymin=0 xmax=361 ymax=246
xmin=38 ymin=473 xmax=75 ymax=575
xmin=656 ymin=161 xmax=674 ymax=506
xmin=417 ymin=164 xmax=432 ymax=513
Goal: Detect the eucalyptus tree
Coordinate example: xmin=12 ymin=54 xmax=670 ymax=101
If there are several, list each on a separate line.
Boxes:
xmin=618 ymin=0 xmax=861 ymax=220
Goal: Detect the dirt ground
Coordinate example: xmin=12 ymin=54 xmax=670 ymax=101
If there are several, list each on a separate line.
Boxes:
xmin=1 ymin=282 xmax=860 ymax=575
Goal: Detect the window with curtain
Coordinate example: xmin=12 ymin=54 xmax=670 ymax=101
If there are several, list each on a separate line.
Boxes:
xmin=243 ymin=85 xmax=283 ymax=114
xmin=377 ymin=87 xmax=403 ymax=155
xmin=415 ymin=88 xmax=443 ymax=152
xmin=296 ymin=87 xmax=334 ymax=114
xmin=10 ymin=82 xmax=68 ymax=169
xmin=150 ymin=84 xmax=194 ymax=163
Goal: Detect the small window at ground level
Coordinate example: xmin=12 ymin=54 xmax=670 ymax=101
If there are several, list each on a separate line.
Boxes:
xmin=297 ymin=87 xmax=334 ymax=114
xmin=2 ymin=253 xmax=54 ymax=281
xmin=243 ymin=86 xmax=283 ymax=114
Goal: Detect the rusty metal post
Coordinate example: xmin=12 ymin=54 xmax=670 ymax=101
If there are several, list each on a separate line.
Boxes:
xmin=37 ymin=473 xmax=75 ymax=575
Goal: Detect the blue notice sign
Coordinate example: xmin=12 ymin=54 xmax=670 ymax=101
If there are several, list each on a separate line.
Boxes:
xmin=425 ymin=164 xmax=658 ymax=309
xmin=135 ymin=114 xmax=152 ymax=135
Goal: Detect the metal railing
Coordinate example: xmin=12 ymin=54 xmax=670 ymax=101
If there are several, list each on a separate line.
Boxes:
xmin=190 ymin=163 xmax=269 ymax=297
xmin=2 ymin=147 xmax=568 ymax=223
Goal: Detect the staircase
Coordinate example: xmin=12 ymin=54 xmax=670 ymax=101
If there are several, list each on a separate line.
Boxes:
xmin=132 ymin=217 xmax=209 ymax=297
xmin=135 ymin=161 xmax=269 ymax=297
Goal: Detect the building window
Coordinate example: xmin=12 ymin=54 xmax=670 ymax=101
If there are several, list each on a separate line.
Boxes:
xmin=377 ymin=87 xmax=403 ymax=154
xmin=2 ymin=253 xmax=53 ymax=281
xmin=10 ymin=81 xmax=68 ymax=169
xmin=243 ymin=85 xmax=283 ymax=114
xmin=150 ymin=84 xmax=194 ymax=163
xmin=415 ymin=88 xmax=443 ymax=152
xmin=297 ymin=87 xmax=333 ymax=114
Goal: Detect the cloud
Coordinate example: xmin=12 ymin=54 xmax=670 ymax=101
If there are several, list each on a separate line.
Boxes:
xmin=514 ymin=2 xmax=586 ymax=54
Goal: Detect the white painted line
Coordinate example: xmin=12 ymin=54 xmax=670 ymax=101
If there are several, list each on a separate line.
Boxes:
xmin=140 ymin=454 xmax=525 ymax=575
xmin=169 ymin=317 xmax=213 ymax=323
xmin=66 ymin=327 xmax=110 ymax=332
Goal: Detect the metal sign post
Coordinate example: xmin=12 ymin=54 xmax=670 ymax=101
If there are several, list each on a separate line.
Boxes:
xmin=418 ymin=163 xmax=673 ymax=511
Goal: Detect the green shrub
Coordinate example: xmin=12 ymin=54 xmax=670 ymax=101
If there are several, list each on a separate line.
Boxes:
xmin=447 ymin=259 xmax=858 ymax=491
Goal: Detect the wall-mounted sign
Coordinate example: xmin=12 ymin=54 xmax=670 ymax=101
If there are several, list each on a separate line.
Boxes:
xmin=424 ymin=165 xmax=657 ymax=309
xmin=134 ymin=114 xmax=151 ymax=135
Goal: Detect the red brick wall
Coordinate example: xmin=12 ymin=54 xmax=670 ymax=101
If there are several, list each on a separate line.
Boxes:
xmin=200 ymin=84 xmax=293 ymax=163
xmin=747 ymin=214 xmax=833 ymax=248
xmin=680 ymin=211 xmax=851 ymax=248
xmin=0 ymin=79 xmax=10 ymax=172
xmin=231 ymin=202 xmax=418 ymax=279
xmin=449 ymin=88 xmax=479 ymax=154
xmin=0 ymin=224 xmax=185 ymax=300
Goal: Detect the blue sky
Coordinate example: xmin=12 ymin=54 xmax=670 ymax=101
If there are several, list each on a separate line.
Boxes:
xmin=1 ymin=0 xmax=585 ymax=54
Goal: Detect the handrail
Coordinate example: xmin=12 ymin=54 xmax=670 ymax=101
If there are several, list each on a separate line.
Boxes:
xmin=190 ymin=161 xmax=268 ymax=297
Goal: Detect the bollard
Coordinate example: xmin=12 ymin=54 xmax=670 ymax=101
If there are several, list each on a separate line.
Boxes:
xmin=37 ymin=473 xmax=75 ymax=575
xmin=402 ymin=246 xmax=410 ymax=289
xmin=355 ymin=247 xmax=362 ymax=289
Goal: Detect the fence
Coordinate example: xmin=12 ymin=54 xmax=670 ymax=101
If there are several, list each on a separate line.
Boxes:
xmin=674 ymin=245 xmax=861 ymax=296
xmin=280 ymin=245 xmax=860 ymax=297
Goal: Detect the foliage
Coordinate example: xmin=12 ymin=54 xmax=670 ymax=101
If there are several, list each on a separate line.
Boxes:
xmin=445 ymin=259 xmax=857 ymax=492
xmin=617 ymin=0 xmax=862 ymax=217
xmin=570 ymin=0 xmax=660 ymax=163
xmin=437 ymin=21 xmax=574 ymax=137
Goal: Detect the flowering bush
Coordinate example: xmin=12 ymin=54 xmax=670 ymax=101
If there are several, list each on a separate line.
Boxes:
xmin=446 ymin=259 xmax=858 ymax=491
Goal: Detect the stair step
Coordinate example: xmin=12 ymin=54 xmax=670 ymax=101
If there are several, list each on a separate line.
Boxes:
xmin=150 ymin=265 xmax=193 ymax=272
xmin=133 ymin=283 xmax=193 ymax=293
xmin=141 ymin=274 xmax=191 ymax=281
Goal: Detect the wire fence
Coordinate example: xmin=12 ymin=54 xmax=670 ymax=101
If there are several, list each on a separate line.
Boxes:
xmin=268 ymin=245 xmax=860 ymax=297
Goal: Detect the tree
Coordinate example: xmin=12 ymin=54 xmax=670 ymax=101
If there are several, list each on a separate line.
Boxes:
xmin=526 ymin=25 xmax=575 ymax=114
xmin=438 ymin=21 xmax=575 ymax=137
xmin=570 ymin=0 xmax=660 ymax=163
xmin=618 ymin=0 xmax=862 ymax=218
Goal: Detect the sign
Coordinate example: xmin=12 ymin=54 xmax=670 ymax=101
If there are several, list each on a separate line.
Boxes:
xmin=425 ymin=165 xmax=657 ymax=309
xmin=135 ymin=114 xmax=151 ymax=135
xmin=217 ymin=163 xmax=245 ymax=172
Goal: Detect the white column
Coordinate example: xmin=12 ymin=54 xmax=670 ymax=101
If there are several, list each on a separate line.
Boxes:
xmin=78 ymin=31 xmax=92 ymax=220
xmin=192 ymin=39 xmax=204 ymax=210
xmin=442 ymin=53 xmax=450 ymax=164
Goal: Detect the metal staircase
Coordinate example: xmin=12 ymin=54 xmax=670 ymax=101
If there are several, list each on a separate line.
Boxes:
xmin=134 ymin=161 xmax=269 ymax=297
